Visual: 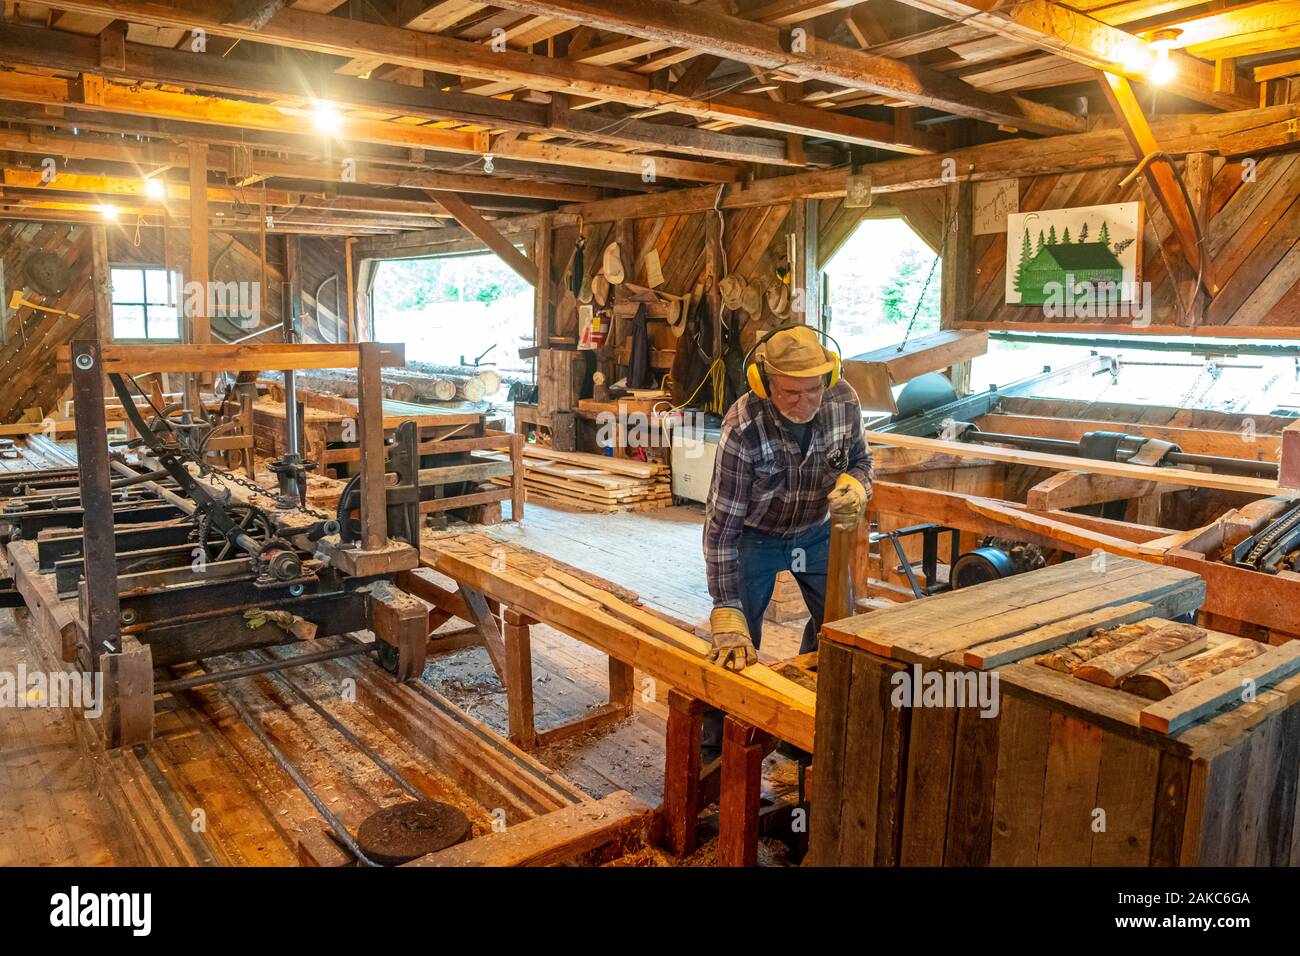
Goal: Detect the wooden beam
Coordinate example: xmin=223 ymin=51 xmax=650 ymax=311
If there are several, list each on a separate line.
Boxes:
xmin=224 ymin=0 xmax=289 ymax=29
xmin=55 ymin=342 xmax=404 ymax=374
xmin=25 ymin=1 xmax=935 ymax=151
xmin=430 ymin=191 xmax=539 ymax=287
xmin=1101 ymin=73 xmax=1216 ymax=296
xmin=485 ymin=0 xmax=1086 ymax=133
xmin=1025 ymin=471 xmax=1183 ymax=511
xmin=891 ymin=0 xmax=1257 ymax=111
xmin=864 ymin=431 xmax=1281 ymax=497
xmin=356 ymin=100 xmax=1300 ymax=259
xmin=1170 ymin=0 xmax=1300 ymax=62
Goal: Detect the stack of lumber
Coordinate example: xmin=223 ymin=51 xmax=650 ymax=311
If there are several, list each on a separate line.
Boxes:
xmin=495 ymin=448 xmax=671 ymax=513
xmin=813 ymin=556 xmax=1300 ymax=866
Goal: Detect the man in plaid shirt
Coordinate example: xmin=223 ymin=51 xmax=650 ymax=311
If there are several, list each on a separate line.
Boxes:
xmin=703 ymin=325 xmax=874 ymax=673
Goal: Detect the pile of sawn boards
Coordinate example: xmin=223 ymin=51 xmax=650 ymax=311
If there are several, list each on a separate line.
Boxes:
xmin=492 ymin=447 xmax=670 ymax=513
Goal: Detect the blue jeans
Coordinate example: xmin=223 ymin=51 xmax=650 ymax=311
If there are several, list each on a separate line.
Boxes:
xmin=702 ymin=521 xmax=830 ymax=754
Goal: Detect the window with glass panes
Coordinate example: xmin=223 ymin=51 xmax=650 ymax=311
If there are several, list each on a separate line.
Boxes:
xmin=110 ymin=267 xmax=181 ymax=341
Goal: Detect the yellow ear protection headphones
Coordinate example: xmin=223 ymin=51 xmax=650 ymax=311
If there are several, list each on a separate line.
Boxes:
xmin=743 ymin=323 xmax=843 ymax=399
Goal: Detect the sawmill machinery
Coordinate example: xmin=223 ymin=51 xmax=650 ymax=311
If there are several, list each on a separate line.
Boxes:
xmin=0 ymin=341 xmax=435 ymax=748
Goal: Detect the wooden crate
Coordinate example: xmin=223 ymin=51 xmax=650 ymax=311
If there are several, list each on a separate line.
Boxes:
xmin=806 ymin=555 xmax=1300 ymax=866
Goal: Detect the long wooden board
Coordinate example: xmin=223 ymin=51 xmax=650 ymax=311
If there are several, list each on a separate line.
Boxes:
xmin=863 ymin=431 xmax=1280 ymax=497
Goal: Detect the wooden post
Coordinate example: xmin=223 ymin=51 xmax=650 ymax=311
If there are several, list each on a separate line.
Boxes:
xmin=101 ymin=635 xmax=154 ymax=748
xmin=90 ymin=225 xmax=113 ymax=344
xmin=662 ymin=690 xmax=704 ymax=856
xmin=239 ymin=389 xmax=256 ymax=480
xmin=1282 ymin=420 xmax=1300 ymax=491
xmin=792 ymin=198 xmax=819 ymax=326
xmin=370 ymin=586 xmax=427 ymax=682
xmin=533 ymin=214 xmax=553 ymax=349
xmin=718 ymin=715 xmax=767 ymax=867
xmin=187 ymin=142 xmax=210 ymax=345
xmin=356 ymin=341 xmax=387 ymax=550
xmin=509 ymin=430 xmax=525 ymax=522
xmin=609 ymin=656 xmax=635 ymax=712
xmin=503 ymin=607 xmax=537 ymax=749
xmin=344 ymin=238 xmax=357 ymax=343
xmin=939 ymin=180 xmax=973 ymax=394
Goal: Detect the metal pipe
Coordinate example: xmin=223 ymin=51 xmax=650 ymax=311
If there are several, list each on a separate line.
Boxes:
xmin=988 ymin=330 xmax=1300 ymax=358
xmin=283 ymin=367 xmax=301 ymax=458
xmin=155 ymin=640 xmax=375 ymax=693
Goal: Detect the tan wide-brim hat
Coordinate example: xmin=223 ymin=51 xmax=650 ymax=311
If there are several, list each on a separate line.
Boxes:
xmin=665 ymin=291 xmax=691 ymax=337
xmin=592 ymin=273 xmax=611 ymax=308
xmin=603 ymin=242 xmax=625 ymax=284
xmin=577 ymin=275 xmax=593 ymax=305
xmin=763 ymin=325 xmax=834 ymax=377
xmin=766 ymin=280 xmax=790 ymax=317
xmin=740 ymin=279 xmax=762 ymax=317
xmin=718 ymin=274 xmax=746 ymax=311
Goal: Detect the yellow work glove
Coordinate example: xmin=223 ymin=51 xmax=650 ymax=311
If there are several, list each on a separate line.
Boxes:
xmin=827 ymin=473 xmax=867 ymax=530
xmin=708 ymin=607 xmax=757 ymax=672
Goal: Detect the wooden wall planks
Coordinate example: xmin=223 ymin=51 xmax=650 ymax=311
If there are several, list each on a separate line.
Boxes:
xmin=964 ymin=154 xmax=1300 ymax=333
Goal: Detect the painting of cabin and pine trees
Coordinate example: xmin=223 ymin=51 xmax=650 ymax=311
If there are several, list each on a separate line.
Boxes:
xmin=1005 ymin=202 xmax=1143 ymax=306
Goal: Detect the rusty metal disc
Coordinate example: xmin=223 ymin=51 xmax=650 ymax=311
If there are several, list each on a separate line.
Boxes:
xmin=355 ymin=800 xmax=471 ymax=865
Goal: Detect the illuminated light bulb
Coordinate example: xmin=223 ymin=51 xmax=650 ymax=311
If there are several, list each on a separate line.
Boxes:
xmin=312 ymin=100 xmax=342 ymax=135
xmin=1147 ymin=29 xmax=1181 ymax=86
xmin=99 ymin=204 xmax=119 ymax=221
xmin=144 ymin=178 xmax=165 ymax=199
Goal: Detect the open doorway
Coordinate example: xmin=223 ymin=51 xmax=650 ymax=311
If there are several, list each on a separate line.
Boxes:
xmin=823 ymin=218 xmax=941 ymax=357
xmin=371 ymin=252 xmax=534 ymax=382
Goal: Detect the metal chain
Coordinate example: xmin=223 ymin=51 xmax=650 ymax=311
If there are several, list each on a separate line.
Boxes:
xmin=898 ymin=202 xmax=952 ymax=352
xmin=898 ymin=252 xmax=941 ymax=352
xmin=197 ymin=460 xmax=333 ymax=522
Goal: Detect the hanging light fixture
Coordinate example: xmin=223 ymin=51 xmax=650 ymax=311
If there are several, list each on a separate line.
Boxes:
xmin=1148 ymin=29 xmax=1182 ymax=86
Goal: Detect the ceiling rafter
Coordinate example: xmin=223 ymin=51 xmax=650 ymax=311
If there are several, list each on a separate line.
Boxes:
xmin=22 ymin=0 xmax=940 ymax=151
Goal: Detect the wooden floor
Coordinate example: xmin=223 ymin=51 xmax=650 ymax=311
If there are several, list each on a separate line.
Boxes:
xmin=0 ymin=501 xmax=811 ymax=866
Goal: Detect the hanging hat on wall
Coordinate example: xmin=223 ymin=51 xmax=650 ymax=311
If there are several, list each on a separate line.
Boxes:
xmin=765 ymin=279 xmax=790 ymax=318
xmin=719 ymin=274 xmax=746 ymax=311
xmin=740 ymin=278 xmax=762 ymax=317
xmin=603 ymin=242 xmax=626 ymax=284
xmin=577 ymin=275 xmax=593 ymax=305
xmin=592 ymin=273 xmax=612 ymax=309
xmin=665 ymin=291 xmax=691 ymax=338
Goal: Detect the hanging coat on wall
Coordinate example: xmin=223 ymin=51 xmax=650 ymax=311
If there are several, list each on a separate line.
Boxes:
xmin=669 ymin=292 xmax=712 ymax=409
xmin=718 ymin=309 xmax=748 ymax=410
xmin=626 ymin=301 xmax=653 ymax=389
xmin=569 ymin=234 xmax=586 ymax=298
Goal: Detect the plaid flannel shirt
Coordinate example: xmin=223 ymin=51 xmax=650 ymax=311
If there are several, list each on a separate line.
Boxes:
xmin=704 ymin=379 xmax=874 ymax=611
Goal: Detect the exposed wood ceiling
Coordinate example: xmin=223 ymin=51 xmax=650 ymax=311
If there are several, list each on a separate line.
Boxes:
xmin=0 ymin=0 xmax=1297 ymax=236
